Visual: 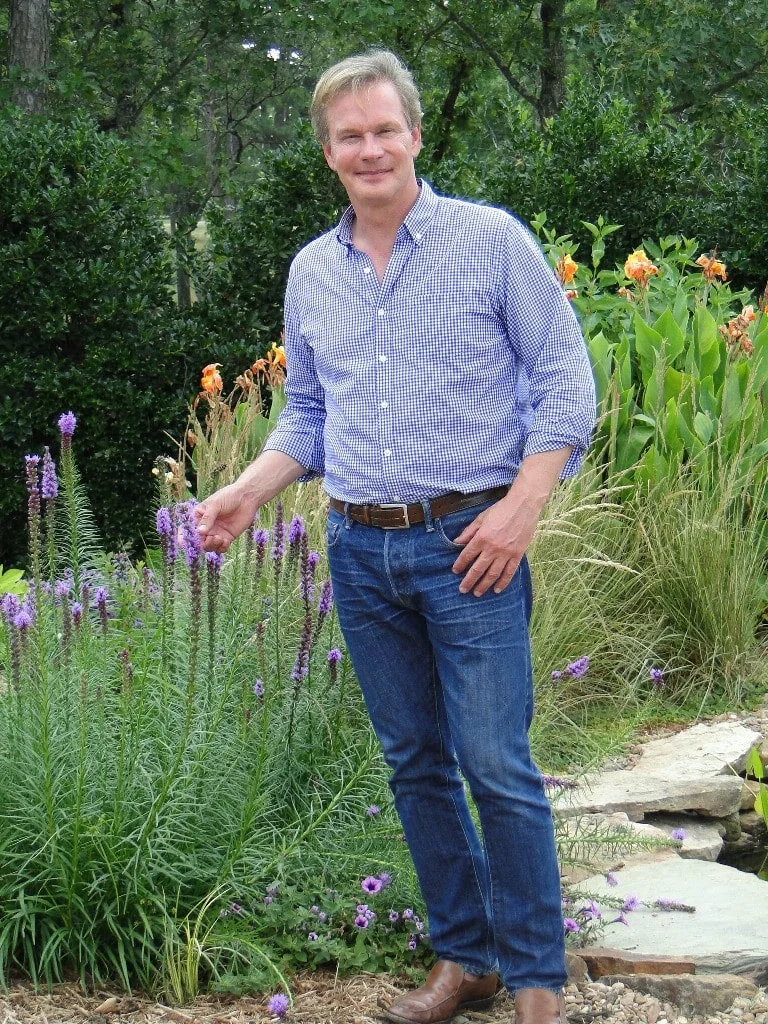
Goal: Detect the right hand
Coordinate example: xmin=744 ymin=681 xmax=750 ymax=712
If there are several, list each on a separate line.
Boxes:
xmin=193 ymin=483 xmax=259 ymax=553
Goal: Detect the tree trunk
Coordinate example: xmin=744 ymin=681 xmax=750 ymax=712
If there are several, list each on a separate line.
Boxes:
xmin=432 ymin=56 xmax=469 ymax=165
xmin=538 ymin=0 xmax=566 ymax=122
xmin=8 ymin=0 xmax=51 ymax=114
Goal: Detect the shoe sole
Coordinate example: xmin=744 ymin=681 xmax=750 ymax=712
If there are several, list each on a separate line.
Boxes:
xmin=380 ymin=994 xmax=498 ymax=1024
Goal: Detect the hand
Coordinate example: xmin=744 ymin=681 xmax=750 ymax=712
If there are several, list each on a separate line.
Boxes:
xmin=194 ymin=483 xmax=259 ymax=553
xmin=450 ymin=492 xmax=540 ymax=597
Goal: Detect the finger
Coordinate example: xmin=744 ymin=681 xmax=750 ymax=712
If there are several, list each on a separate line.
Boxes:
xmin=195 ymin=502 xmax=219 ymax=535
xmin=452 ymin=539 xmax=482 ymax=576
xmin=468 ymin=559 xmax=509 ymax=597
xmin=457 ymin=553 xmax=495 ymax=594
xmin=492 ymin=559 xmax=519 ymax=595
xmin=452 ymin=516 xmax=482 ymax=547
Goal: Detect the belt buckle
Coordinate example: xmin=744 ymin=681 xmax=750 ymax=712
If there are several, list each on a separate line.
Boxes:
xmin=378 ymin=502 xmax=410 ymax=528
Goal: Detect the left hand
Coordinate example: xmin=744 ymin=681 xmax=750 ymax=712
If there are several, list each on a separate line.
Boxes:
xmin=451 ymin=492 xmax=540 ymax=597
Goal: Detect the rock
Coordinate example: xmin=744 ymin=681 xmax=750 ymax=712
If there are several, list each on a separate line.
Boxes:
xmin=565 ymin=950 xmax=589 ymax=984
xmin=642 ymin=812 xmax=724 ymax=861
xmin=634 ymin=721 xmax=762 ymax=779
xmin=598 ymin=972 xmax=758 ymax=1015
xmin=577 ymin=948 xmax=695 ymax=979
xmin=555 ymin=773 xmax=744 ymax=821
xmin=742 ymin=778 xmax=762 ymax=810
xmin=580 ymin=857 xmax=768 ymax=974
xmin=741 ymin=810 xmax=768 ymax=837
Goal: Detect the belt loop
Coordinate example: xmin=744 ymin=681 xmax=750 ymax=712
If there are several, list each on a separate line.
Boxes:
xmin=422 ymin=499 xmax=434 ymax=532
xmin=343 ymin=502 xmax=352 ymax=530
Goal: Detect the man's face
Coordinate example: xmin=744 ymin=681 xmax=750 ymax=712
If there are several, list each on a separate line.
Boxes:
xmin=322 ymin=80 xmax=422 ymax=210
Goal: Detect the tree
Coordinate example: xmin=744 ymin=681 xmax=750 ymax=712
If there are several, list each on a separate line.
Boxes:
xmin=6 ymin=0 xmax=50 ymax=113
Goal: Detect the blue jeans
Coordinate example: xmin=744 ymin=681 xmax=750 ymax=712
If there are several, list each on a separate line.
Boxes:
xmin=326 ymin=500 xmax=567 ymax=994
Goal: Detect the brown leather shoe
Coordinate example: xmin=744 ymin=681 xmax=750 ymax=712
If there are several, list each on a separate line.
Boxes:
xmin=514 ymin=988 xmax=569 ymax=1024
xmin=381 ymin=960 xmax=499 ymax=1024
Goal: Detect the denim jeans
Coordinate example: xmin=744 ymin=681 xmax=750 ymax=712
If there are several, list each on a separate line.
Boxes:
xmin=326 ymin=500 xmax=567 ymax=994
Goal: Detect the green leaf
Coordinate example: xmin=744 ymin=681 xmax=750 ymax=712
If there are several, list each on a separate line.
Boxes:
xmin=634 ymin=314 xmax=663 ymax=375
xmin=693 ymin=306 xmax=720 ymax=379
xmin=652 ymin=308 xmax=686 ymax=365
xmin=746 ymin=747 xmax=764 ymax=782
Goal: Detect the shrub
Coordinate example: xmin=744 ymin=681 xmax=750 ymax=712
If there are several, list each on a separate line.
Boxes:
xmin=0 ymin=111 xmax=196 ymax=567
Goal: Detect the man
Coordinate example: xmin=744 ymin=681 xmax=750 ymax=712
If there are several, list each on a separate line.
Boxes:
xmin=195 ymin=50 xmax=595 ymax=1024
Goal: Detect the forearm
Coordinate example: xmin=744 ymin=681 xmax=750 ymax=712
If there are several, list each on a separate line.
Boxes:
xmin=505 ymin=447 xmax=573 ymax=515
xmin=236 ymin=449 xmax=308 ymax=507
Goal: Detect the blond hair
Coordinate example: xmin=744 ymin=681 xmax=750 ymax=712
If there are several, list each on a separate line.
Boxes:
xmin=310 ymin=50 xmax=422 ymax=144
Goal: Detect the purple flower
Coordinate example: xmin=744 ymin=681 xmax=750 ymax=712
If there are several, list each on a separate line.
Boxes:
xmin=253 ymin=526 xmax=269 ymax=549
xmin=622 ymin=895 xmax=640 ymax=912
xmin=307 ymin=932 xmax=318 ymax=941
xmin=407 ymin=938 xmax=417 ymax=951
xmin=614 ymin=912 xmax=629 ymax=926
xmin=389 ymin=910 xmax=399 ymax=922
xmin=267 ymin=993 xmax=289 ymax=1018
xmin=71 ymin=601 xmax=83 ymax=625
xmin=378 ymin=872 xmax=392 ymax=887
xmin=271 ymin=502 xmax=286 ymax=564
xmin=13 ymin=609 xmax=34 ymax=631
xmin=328 ymin=648 xmax=343 ymax=665
xmin=606 ymin=871 xmax=619 ymax=887
xmin=650 ymin=667 xmax=664 ymax=688
xmin=308 ymin=551 xmax=320 ymax=569
xmin=253 ymin=679 xmax=264 ymax=698
xmin=581 ymin=900 xmax=601 ymax=921
xmin=563 ymin=918 xmax=580 ymax=933
xmin=354 ymin=914 xmax=369 ymax=929
xmin=318 ymin=579 xmax=334 ymax=617
xmin=317 ymin=911 xmax=327 ymax=922
xmin=266 ymin=885 xmax=279 ymax=896
xmin=41 ymin=446 xmax=58 ymax=500
xmin=671 ymin=828 xmax=686 ymax=841
xmin=178 ymin=501 xmax=203 ymax=567
xmin=264 ymin=896 xmax=273 ymax=905
xmin=230 ymin=902 xmax=243 ymax=915
xmin=25 ymin=454 xmax=40 ymax=494
xmin=566 ymin=656 xmax=590 ymax=678
xmin=361 ymin=876 xmax=383 ymax=895
xmin=156 ymin=507 xmax=177 ymax=564
xmin=206 ymin=550 xmax=225 ymax=572
xmin=1 ymin=593 xmax=21 ymax=624
xmin=654 ymin=897 xmax=691 ymax=911
xmin=287 ymin=515 xmax=305 ymax=548
xmin=541 ymin=774 xmax=578 ymax=790
xmin=366 ymin=804 xmax=381 ymax=817
xmin=551 ymin=670 xmax=563 ymax=681
xmin=54 ymin=579 xmax=71 ymax=602
xmin=58 ymin=411 xmax=77 ymax=438
xmin=402 ymin=908 xmax=414 ymax=921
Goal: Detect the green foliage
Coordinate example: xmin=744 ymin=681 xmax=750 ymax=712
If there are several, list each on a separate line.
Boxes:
xmin=0 ymin=111 xmax=197 ymax=568
xmin=184 ymin=134 xmax=347 ymax=382
xmin=0 ymin=567 xmax=27 ymax=597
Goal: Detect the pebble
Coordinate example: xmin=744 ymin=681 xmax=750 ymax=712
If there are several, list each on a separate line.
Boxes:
xmin=554 ymin=980 xmax=768 ymax=1024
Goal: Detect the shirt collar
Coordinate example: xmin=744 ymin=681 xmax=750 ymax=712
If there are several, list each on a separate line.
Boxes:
xmin=335 ymin=179 xmax=439 ymax=249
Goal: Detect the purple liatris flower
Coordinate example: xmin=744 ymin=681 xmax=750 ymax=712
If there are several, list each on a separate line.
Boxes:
xmin=253 ymin=679 xmax=264 ymax=698
xmin=287 ymin=515 xmax=305 ymax=554
xmin=318 ymin=579 xmax=333 ymax=617
xmin=551 ymin=670 xmax=563 ymax=680
xmin=71 ymin=601 xmax=84 ymax=627
xmin=178 ymin=501 xmax=203 ymax=568
xmin=563 ymin=918 xmax=580 ymax=933
xmin=650 ymin=667 xmax=664 ymax=688
xmin=267 ymin=993 xmax=289 ymax=1018
xmin=271 ymin=502 xmax=286 ymax=564
xmin=54 ymin=579 xmax=71 ymax=602
xmin=13 ymin=609 xmax=33 ymax=631
xmin=253 ymin=526 xmax=269 ymax=553
xmin=25 ymin=454 xmax=40 ymax=493
xmin=1 ymin=593 xmax=21 ymax=625
xmin=156 ymin=506 xmax=178 ymax=564
xmin=205 ymin=550 xmax=225 ymax=573
xmin=95 ymin=586 xmax=109 ymax=633
xmin=58 ymin=411 xmax=77 ymax=438
xmin=566 ymin=655 xmax=590 ymax=678
xmin=361 ymin=876 xmax=383 ymax=895
xmin=41 ymin=446 xmax=58 ymax=500
xmin=328 ymin=648 xmax=342 ymax=665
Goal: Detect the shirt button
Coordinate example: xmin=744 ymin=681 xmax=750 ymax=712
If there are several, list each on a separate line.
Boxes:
xmin=377 ymin=308 xmax=386 ymax=317
xmin=364 ymin=267 xmax=372 ymax=274
xmin=415 ymin=232 xmax=422 ymax=241
xmin=380 ymin=401 xmax=389 ymax=409
xmin=383 ymin=449 xmax=392 ymax=457
xmin=379 ymin=354 xmax=387 ymax=363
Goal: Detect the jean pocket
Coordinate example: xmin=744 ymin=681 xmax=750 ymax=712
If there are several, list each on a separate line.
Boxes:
xmin=326 ymin=511 xmax=344 ymax=549
xmin=433 ymin=501 xmax=494 ymax=550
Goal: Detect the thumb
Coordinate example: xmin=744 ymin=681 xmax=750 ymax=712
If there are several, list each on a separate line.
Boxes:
xmin=194 ymin=499 xmax=216 ymax=534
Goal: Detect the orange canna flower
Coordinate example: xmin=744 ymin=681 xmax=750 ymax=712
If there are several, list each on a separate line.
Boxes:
xmin=695 ymin=254 xmax=727 ymax=283
xmin=270 ymin=343 xmax=286 ymax=368
xmin=201 ymin=362 xmax=223 ymax=393
xmin=556 ymin=254 xmax=578 ymax=286
xmin=624 ymin=249 xmax=659 ymax=286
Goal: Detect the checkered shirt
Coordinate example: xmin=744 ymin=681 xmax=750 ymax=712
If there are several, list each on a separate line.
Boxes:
xmin=264 ymin=180 xmax=596 ymax=503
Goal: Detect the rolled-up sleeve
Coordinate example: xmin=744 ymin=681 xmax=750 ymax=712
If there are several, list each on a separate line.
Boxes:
xmin=501 ymin=221 xmax=596 ymax=477
xmin=262 ymin=268 xmax=326 ymax=479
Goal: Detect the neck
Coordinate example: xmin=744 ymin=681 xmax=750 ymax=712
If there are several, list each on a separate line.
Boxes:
xmin=351 ymin=179 xmax=421 ymax=246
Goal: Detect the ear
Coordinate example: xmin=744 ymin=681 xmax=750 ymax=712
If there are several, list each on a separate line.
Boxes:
xmin=410 ymin=123 xmax=422 ymax=159
xmin=323 ymin=143 xmax=337 ymax=172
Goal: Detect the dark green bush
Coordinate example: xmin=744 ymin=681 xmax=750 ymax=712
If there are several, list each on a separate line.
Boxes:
xmin=477 ymin=80 xmax=766 ymax=291
xmin=0 ymin=111 xmax=196 ymax=567
xmin=186 ymin=132 xmax=348 ymax=383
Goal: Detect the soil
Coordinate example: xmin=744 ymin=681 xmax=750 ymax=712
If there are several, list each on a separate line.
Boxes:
xmin=2 ymin=973 xmax=768 ymax=1024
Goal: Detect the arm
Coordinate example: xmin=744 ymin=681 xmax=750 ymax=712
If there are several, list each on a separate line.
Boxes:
xmin=195 ymin=450 xmax=306 ymax=553
xmin=451 ymin=447 xmax=571 ymax=597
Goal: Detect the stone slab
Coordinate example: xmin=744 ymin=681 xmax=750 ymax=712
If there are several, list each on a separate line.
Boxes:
xmin=635 ymin=721 xmax=762 ymax=780
xmin=577 ymin=948 xmax=695 ymax=979
xmin=555 ymin=773 xmax=744 ymax=820
xmin=598 ymin=973 xmax=758 ymax=1015
xmin=581 ymin=857 xmax=768 ymax=974
xmin=642 ymin=812 xmax=724 ymax=861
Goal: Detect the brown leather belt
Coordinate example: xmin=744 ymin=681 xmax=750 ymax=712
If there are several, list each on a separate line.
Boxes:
xmin=328 ymin=486 xmax=509 ymax=529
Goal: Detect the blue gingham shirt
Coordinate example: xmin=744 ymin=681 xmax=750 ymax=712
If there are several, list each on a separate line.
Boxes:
xmin=264 ymin=181 xmax=596 ymax=503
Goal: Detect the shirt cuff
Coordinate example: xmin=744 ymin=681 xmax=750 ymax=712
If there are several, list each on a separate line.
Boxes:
xmin=522 ymin=433 xmax=588 ymax=478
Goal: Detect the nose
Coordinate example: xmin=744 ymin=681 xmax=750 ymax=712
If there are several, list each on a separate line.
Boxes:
xmin=359 ymin=132 xmax=384 ymax=158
